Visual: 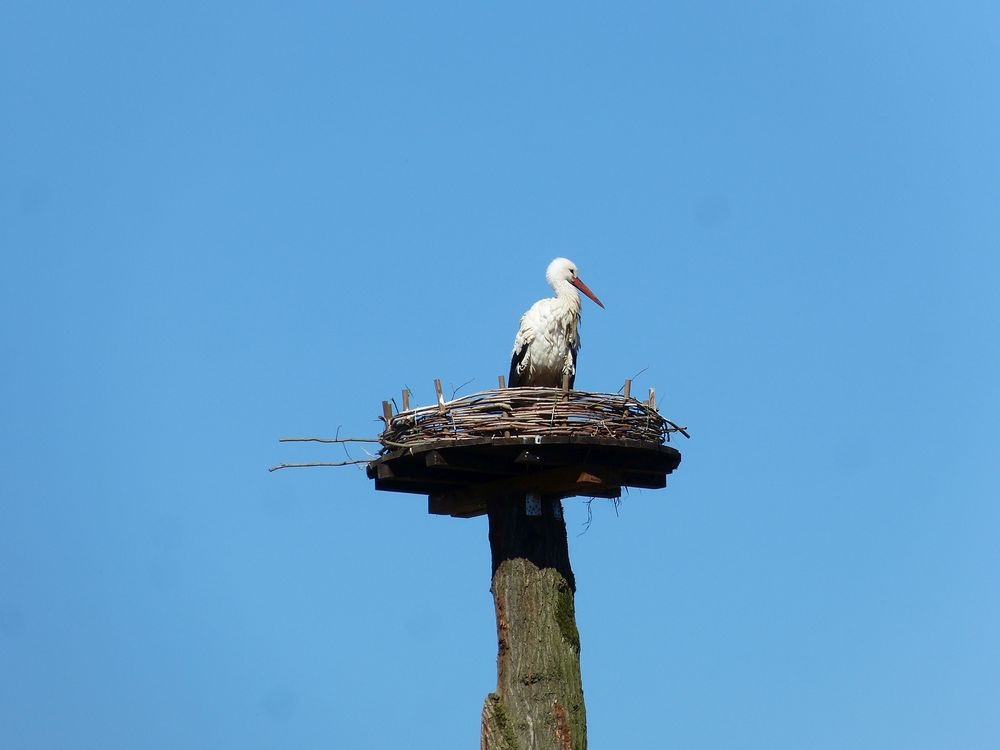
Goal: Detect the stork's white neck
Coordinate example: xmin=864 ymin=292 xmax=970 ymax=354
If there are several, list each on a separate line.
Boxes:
xmin=550 ymin=279 xmax=582 ymax=313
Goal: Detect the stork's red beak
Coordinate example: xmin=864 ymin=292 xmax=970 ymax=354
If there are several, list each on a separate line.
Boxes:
xmin=571 ymin=277 xmax=605 ymax=309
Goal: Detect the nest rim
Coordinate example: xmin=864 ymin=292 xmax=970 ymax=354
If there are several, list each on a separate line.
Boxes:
xmin=379 ymin=386 xmax=687 ymax=450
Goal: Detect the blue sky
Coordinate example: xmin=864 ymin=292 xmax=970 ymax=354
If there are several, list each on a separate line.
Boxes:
xmin=2 ymin=1 xmax=999 ymax=748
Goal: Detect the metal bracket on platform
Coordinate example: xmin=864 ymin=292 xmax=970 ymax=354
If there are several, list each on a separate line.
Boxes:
xmin=525 ymin=492 xmax=542 ymax=516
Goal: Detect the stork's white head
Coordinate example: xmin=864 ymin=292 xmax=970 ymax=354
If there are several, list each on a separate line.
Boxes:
xmin=546 ymin=257 xmax=605 ymax=309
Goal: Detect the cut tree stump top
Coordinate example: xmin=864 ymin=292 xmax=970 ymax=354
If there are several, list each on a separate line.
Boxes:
xmin=366 ymin=435 xmax=682 ymax=518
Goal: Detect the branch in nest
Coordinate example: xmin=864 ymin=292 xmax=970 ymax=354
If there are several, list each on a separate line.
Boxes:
xmin=279 ymin=437 xmax=380 ymax=444
xmin=450 ymin=378 xmax=475 ymax=399
xmin=268 ymin=459 xmax=372 ymax=472
xmin=617 ymin=367 xmax=649 ymax=393
xmin=662 ymin=420 xmax=690 ymax=438
xmin=279 ymin=436 xmax=411 ymax=449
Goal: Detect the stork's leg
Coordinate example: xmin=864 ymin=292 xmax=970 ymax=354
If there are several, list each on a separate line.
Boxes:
xmin=563 ymin=350 xmax=577 ymax=390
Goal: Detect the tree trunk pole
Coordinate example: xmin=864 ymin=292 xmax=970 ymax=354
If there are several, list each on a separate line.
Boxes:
xmin=481 ymin=496 xmax=586 ymax=750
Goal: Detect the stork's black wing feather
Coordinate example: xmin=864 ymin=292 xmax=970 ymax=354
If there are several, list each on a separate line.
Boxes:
xmin=508 ymin=344 xmax=527 ymax=388
xmin=568 ymin=347 xmax=578 ymax=389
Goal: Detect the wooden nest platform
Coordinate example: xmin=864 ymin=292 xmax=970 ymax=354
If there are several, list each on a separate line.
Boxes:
xmin=367 ymin=385 xmax=686 ymax=518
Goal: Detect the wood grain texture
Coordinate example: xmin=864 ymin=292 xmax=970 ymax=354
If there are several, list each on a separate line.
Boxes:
xmin=481 ymin=497 xmax=586 ymax=750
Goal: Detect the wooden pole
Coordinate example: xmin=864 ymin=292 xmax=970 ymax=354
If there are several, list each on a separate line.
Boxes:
xmin=481 ymin=495 xmax=586 ymax=749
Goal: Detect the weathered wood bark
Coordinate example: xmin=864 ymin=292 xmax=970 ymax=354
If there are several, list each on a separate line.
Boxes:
xmin=481 ymin=496 xmax=586 ymax=750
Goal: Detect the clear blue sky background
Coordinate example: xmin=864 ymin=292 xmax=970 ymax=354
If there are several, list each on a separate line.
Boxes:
xmin=2 ymin=2 xmax=998 ymax=748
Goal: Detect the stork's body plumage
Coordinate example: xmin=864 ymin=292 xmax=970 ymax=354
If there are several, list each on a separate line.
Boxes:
xmin=508 ymin=258 xmax=604 ymax=389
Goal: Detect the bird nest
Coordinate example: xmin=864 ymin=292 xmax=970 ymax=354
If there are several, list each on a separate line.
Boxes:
xmin=380 ymin=387 xmax=688 ymax=448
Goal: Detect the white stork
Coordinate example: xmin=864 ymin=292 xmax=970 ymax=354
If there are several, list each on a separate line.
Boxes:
xmin=508 ymin=257 xmax=604 ymax=389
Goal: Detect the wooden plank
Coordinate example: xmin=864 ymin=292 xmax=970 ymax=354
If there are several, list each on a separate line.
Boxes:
xmin=374 ymin=477 xmax=469 ymax=494
xmin=371 ymin=435 xmax=680 ymax=461
xmin=623 ymin=379 xmax=631 ymax=399
xmin=373 ymin=479 xmax=435 ymax=495
xmin=580 ymin=487 xmax=622 ymax=500
xmin=621 ymin=472 xmax=667 ymax=489
xmin=498 ymin=375 xmax=506 ymax=389
xmin=382 ymin=401 xmax=393 ymax=423
xmin=402 ymin=389 xmax=410 ymax=411
xmin=428 ymin=494 xmax=487 ymax=518
xmin=424 ymin=449 xmax=509 ymax=475
xmin=430 ymin=466 xmax=623 ymax=510
xmin=376 ymin=463 xmax=479 ymax=487
xmin=510 ymin=445 xmax=678 ymax=475
xmin=434 ymin=379 xmax=445 ymax=412
xmin=371 ymin=437 xmax=681 ymax=470
xmin=451 ymin=507 xmax=489 ymax=519
xmin=513 ymin=450 xmax=544 ymax=465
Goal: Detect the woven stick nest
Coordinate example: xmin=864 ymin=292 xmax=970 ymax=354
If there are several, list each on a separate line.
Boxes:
xmin=381 ymin=387 xmax=688 ymax=448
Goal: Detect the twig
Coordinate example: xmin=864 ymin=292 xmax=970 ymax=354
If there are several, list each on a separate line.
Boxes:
xmin=450 ymin=378 xmax=475 ymax=399
xmin=268 ymin=459 xmax=372 ymax=472
xmin=617 ymin=367 xmax=649 ymax=393
xmin=279 ymin=437 xmax=380 ymax=444
xmin=336 ymin=425 xmax=355 ymax=462
xmin=579 ymin=499 xmax=594 ymax=535
xmin=662 ymin=419 xmax=690 ymax=439
xmin=278 ymin=436 xmax=412 ymax=449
